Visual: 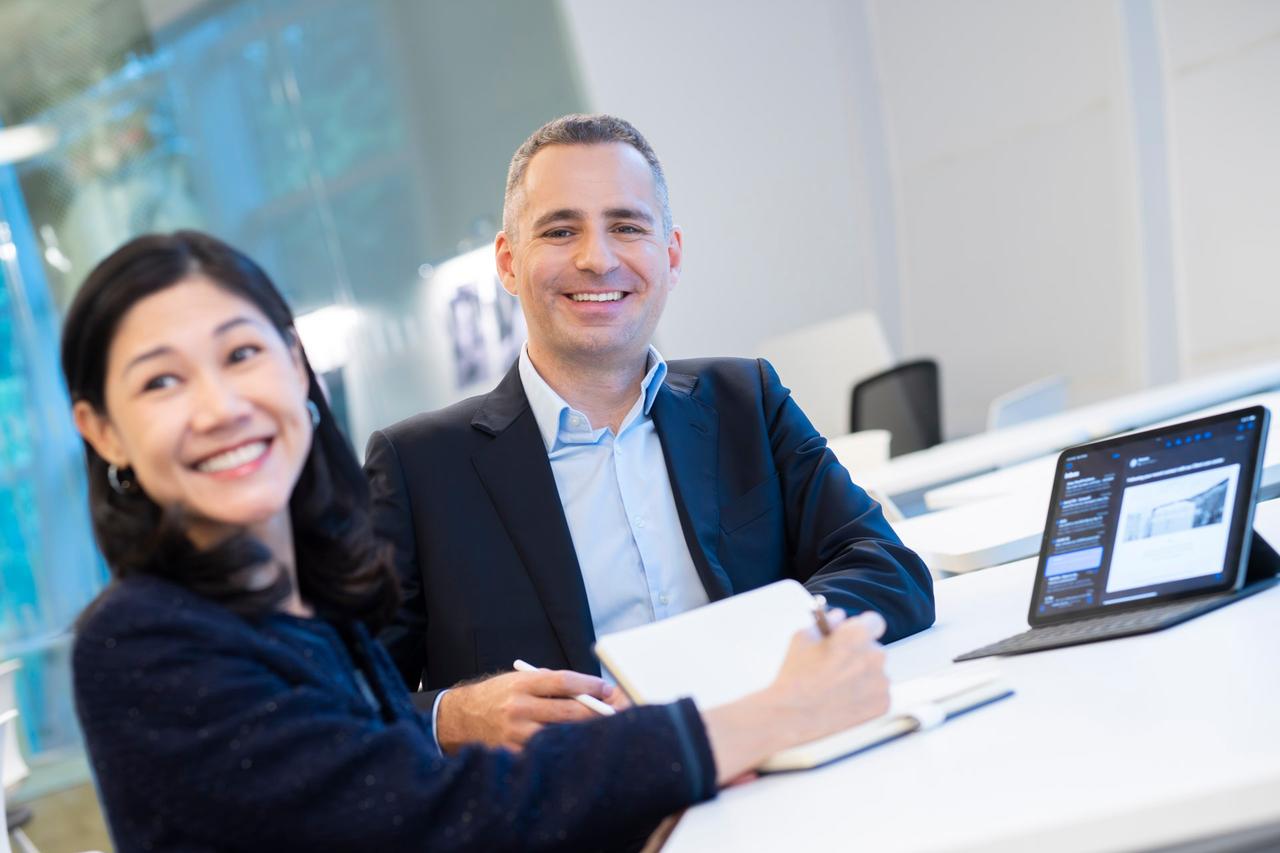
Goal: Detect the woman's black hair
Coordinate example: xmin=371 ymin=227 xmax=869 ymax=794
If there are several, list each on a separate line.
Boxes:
xmin=61 ymin=230 xmax=399 ymax=627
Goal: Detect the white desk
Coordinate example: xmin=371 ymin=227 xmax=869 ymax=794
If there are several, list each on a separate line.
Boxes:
xmin=889 ymin=491 xmax=1050 ymax=574
xmin=891 ymin=392 xmax=1280 ymax=574
xmin=850 ymin=360 xmax=1280 ymax=502
xmin=925 ymin=391 xmax=1280 ymax=511
xmin=663 ymin=501 xmax=1280 ymax=853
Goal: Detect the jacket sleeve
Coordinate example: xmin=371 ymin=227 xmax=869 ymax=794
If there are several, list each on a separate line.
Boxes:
xmin=364 ymin=428 xmax=431 ymax=692
xmin=74 ymin=604 xmax=717 ymax=853
xmin=759 ymin=358 xmax=936 ymax=642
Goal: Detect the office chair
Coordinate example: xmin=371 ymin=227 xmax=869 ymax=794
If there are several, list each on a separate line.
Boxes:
xmin=987 ymin=374 xmax=1068 ymax=431
xmin=2 ymin=663 xmax=37 ymax=853
xmin=0 ymin=662 xmax=28 ymax=795
xmin=825 ymin=429 xmax=892 ymax=473
xmin=849 ymin=359 xmax=942 ymax=457
xmin=2 ymin=710 xmax=16 ymax=853
xmin=757 ymin=311 xmax=894 ymax=439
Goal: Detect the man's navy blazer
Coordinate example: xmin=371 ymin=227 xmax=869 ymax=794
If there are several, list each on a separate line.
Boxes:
xmin=365 ymin=357 xmax=935 ymax=706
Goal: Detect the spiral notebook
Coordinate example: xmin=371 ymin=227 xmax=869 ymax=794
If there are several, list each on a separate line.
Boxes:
xmin=594 ymin=580 xmax=1012 ymax=772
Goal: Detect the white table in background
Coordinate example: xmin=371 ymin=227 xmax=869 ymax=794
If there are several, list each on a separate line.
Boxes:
xmin=662 ymin=502 xmax=1280 ymax=853
xmin=889 ymin=391 xmax=1280 ymax=575
xmin=850 ymin=360 xmax=1280 ymax=502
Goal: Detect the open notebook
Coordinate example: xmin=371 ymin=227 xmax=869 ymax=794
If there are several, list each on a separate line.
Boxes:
xmin=594 ymin=580 xmax=1012 ymax=772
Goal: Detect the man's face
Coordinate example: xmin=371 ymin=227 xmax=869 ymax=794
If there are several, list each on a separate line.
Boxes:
xmin=496 ymin=142 xmax=682 ymax=371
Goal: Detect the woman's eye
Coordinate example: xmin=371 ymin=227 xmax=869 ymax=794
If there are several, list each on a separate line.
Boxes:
xmin=228 ymin=344 xmax=262 ymax=364
xmin=142 ymin=374 xmax=179 ymax=392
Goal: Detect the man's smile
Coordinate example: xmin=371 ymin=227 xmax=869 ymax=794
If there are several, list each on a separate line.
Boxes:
xmin=568 ymin=291 xmax=626 ymax=302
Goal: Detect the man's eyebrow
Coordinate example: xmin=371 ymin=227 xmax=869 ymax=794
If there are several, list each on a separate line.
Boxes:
xmin=605 ymin=207 xmax=654 ymax=225
xmin=530 ymin=208 xmax=585 ymax=232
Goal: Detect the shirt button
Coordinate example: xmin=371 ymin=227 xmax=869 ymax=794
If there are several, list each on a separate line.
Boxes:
xmin=658 ymin=594 xmax=670 ymax=606
xmin=634 ymin=516 xmax=646 ymax=528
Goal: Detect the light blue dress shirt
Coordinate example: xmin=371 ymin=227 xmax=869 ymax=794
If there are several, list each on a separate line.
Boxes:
xmin=428 ymin=346 xmax=708 ymax=746
xmin=519 ymin=344 xmax=710 ymax=643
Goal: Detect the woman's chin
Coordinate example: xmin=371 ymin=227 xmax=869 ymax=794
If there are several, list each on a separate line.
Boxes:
xmin=184 ymin=504 xmax=290 ymax=545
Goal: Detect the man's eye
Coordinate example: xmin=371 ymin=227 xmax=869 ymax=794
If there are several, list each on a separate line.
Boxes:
xmin=542 ymin=228 xmax=574 ymax=239
xmin=142 ymin=374 xmax=179 ymax=392
xmin=614 ymin=224 xmax=644 ymax=235
xmin=228 ymin=344 xmax=262 ymax=364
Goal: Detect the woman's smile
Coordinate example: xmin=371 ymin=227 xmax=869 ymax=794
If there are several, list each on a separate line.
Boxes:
xmin=192 ymin=437 xmax=274 ymax=478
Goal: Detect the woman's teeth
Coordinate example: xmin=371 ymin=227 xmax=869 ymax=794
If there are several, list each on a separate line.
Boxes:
xmin=196 ymin=440 xmax=269 ymax=473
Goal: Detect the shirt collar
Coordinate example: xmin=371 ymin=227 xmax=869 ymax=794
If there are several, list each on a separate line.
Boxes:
xmin=518 ymin=343 xmax=668 ymax=453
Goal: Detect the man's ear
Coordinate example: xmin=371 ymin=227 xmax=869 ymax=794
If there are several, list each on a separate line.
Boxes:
xmin=495 ymin=231 xmax=519 ymax=297
xmin=666 ymin=225 xmax=684 ymax=289
xmin=73 ymin=400 xmax=129 ymax=468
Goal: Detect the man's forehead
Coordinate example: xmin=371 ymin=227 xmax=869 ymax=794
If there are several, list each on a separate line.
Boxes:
xmin=520 ymin=142 xmax=658 ymax=214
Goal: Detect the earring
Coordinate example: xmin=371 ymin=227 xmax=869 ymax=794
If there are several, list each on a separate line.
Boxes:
xmin=107 ymin=463 xmax=134 ymax=495
xmin=307 ymin=399 xmax=321 ymax=428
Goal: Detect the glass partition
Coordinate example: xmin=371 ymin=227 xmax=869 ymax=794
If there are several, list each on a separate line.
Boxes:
xmin=0 ymin=0 xmax=584 ymax=786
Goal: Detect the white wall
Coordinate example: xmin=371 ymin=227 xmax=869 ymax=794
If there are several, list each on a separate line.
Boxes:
xmin=560 ymin=0 xmax=1277 ymax=439
xmin=560 ymin=0 xmax=883 ymax=364
xmin=871 ymin=0 xmax=1146 ymax=434
xmin=1160 ymin=0 xmax=1280 ymax=375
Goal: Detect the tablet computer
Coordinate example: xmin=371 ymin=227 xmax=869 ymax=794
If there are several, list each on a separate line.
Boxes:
xmin=956 ymin=405 xmax=1273 ymax=661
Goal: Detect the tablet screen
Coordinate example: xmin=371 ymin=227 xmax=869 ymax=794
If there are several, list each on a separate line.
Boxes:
xmin=1029 ymin=406 xmax=1269 ymax=624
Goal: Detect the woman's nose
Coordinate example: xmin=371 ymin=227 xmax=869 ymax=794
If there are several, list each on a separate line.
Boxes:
xmin=189 ymin=375 xmax=252 ymax=432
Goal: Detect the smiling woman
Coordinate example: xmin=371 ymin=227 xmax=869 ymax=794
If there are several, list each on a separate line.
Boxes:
xmin=75 ymin=279 xmax=316 ymax=585
xmin=60 ymin=231 xmax=394 ymax=621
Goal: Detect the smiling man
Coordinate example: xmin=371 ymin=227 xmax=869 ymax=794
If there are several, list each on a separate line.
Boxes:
xmin=364 ymin=114 xmax=935 ymax=754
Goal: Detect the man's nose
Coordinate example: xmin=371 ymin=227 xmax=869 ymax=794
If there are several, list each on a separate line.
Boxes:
xmin=190 ymin=374 xmax=252 ymax=432
xmin=574 ymin=227 xmax=620 ymax=275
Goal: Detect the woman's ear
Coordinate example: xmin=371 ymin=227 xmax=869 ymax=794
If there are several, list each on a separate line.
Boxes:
xmin=73 ymin=400 xmax=129 ymax=468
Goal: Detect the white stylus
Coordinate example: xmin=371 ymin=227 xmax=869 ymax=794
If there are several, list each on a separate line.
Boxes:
xmin=512 ymin=659 xmax=617 ymax=716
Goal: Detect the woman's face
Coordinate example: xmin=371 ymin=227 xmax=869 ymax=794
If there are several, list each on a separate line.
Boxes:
xmin=74 ymin=275 xmax=313 ymax=546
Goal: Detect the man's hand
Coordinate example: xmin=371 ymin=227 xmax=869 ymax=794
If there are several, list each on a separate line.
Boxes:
xmin=435 ymin=669 xmax=620 ymax=753
xmin=604 ymin=686 xmax=633 ymax=713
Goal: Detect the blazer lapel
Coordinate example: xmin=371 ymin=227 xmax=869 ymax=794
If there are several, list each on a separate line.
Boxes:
xmin=652 ymin=372 xmax=734 ymax=601
xmin=470 ymin=364 xmax=600 ymax=675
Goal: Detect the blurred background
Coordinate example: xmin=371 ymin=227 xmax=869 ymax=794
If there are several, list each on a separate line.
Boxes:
xmin=1 ymin=0 xmax=1277 ymax=848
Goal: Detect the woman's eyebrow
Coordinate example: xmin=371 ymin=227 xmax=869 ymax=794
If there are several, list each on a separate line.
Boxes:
xmin=120 ymin=317 xmax=265 ymax=378
xmin=213 ymin=316 xmax=265 ymax=336
xmin=122 ymin=345 xmax=173 ymax=378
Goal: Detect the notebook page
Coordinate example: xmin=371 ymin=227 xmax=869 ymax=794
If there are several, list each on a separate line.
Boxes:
xmin=594 ymin=579 xmax=817 ymax=709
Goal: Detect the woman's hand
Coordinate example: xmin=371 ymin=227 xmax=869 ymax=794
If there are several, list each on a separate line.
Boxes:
xmin=763 ymin=609 xmax=889 ymax=744
xmin=701 ymin=609 xmax=889 ymax=785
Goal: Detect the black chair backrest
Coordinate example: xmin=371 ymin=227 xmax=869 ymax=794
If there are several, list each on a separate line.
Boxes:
xmin=849 ymin=359 xmax=942 ymax=457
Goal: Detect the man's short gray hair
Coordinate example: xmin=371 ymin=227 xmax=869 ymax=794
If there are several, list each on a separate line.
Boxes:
xmin=502 ymin=113 xmax=673 ymax=238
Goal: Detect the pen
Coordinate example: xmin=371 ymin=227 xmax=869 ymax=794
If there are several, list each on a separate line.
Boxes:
xmin=512 ymin=659 xmax=617 ymax=716
xmin=811 ymin=594 xmax=832 ymax=636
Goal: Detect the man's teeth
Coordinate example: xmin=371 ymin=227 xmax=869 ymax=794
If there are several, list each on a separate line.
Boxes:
xmin=570 ymin=291 xmax=623 ymax=302
xmin=197 ymin=441 xmax=269 ymax=473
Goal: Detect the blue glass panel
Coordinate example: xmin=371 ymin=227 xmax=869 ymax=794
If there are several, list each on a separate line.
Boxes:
xmin=0 ymin=159 xmax=106 ymax=759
